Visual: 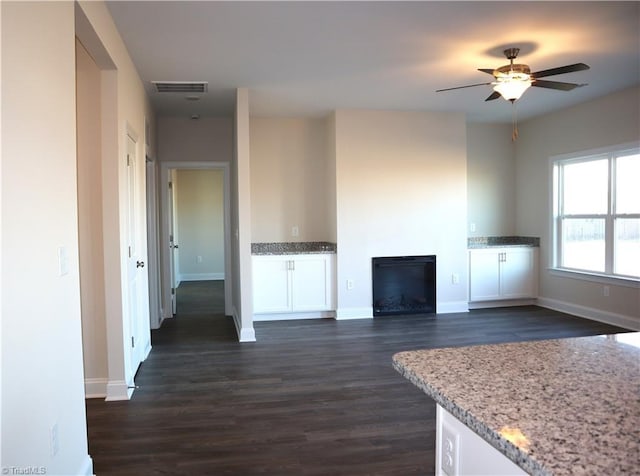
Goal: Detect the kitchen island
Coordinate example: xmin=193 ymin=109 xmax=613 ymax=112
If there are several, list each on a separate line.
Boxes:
xmin=393 ymin=333 xmax=640 ymax=475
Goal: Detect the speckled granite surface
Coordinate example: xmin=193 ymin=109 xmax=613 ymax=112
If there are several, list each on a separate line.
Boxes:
xmin=393 ymin=334 xmax=640 ymax=476
xmin=468 ymin=236 xmax=540 ymax=248
xmin=251 ymin=241 xmax=336 ymax=255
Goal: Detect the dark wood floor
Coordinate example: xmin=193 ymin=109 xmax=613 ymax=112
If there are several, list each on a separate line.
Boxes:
xmin=86 ymin=281 xmax=627 ymax=475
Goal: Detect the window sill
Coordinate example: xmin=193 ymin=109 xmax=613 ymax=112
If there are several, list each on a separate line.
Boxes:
xmin=549 ymin=268 xmax=640 ymax=288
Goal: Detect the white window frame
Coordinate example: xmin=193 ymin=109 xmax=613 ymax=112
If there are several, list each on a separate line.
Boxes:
xmin=550 ymin=142 xmax=640 ymax=284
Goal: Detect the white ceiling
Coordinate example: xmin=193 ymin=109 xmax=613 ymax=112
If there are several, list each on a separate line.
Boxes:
xmin=105 ymin=1 xmax=640 ymax=123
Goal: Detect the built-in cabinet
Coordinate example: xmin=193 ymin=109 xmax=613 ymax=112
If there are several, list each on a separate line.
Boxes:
xmin=468 ymin=247 xmax=538 ymax=303
xmin=252 ymin=254 xmax=335 ymax=318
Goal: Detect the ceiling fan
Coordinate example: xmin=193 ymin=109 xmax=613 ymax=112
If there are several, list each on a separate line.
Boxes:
xmin=436 ymin=47 xmax=590 ymax=102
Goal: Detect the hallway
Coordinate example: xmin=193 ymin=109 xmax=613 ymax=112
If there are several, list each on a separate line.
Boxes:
xmin=86 ymin=295 xmax=625 ymax=475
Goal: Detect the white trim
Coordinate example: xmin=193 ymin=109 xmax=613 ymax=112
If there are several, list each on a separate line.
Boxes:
xmin=335 ymin=307 xmax=373 ymax=319
xmin=548 ymin=268 xmax=639 ymax=287
xmin=537 ymin=296 xmax=639 ymax=331
xmin=437 ymin=301 xmax=469 ymax=314
xmin=84 ymin=378 xmax=108 ymax=399
xmin=253 ymin=311 xmax=335 ymax=321
xmin=232 ymin=306 xmax=256 ymax=342
xmin=159 ymin=161 xmax=233 ymax=320
xmin=105 ymin=380 xmax=134 ymax=401
xmin=76 ymin=454 xmax=94 ymax=476
xmin=142 ymin=340 xmax=152 ymax=361
xmin=179 ymin=273 xmax=225 ymax=281
xmin=469 ymin=299 xmax=537 ymax=310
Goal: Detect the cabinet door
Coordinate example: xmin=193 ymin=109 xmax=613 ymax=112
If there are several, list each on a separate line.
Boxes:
xmin=500 ymin=249 xmax=536 ymax=299
xmin=469 ymin=249 xmax=501 ymax=301
xmin=291 ymin=255 xmax=333 ymax=311
xmin=252 ymin=257 xmax=291 ymax=313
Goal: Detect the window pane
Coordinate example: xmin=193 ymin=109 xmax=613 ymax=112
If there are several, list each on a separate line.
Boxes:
xmin=616 ymin=153 xmax=640 ymax=214
xmin=561 ymin=218 xmax=605 ymax=272
xmin=562 ymin=159 xmax=608 ymax=214
xmin=615 ymin=218 xmax=640 ymax=277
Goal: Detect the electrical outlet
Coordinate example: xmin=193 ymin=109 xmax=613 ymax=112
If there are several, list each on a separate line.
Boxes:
xmin=346 ymin=279 xmax=354 ymax=290
xmin=451 ymin=273 xmax=460 ymax=285
xmin=603 ymin=285 xmax=610 ymax=297
xmin=469 ymin=223 xmax=476 ymax=233
xmin=291 ymin=226 xmax=299 ymax=237
xmin=197 ymin=255 xmax=203 ymax=263
xmin=441 ymin=423 xmax=459 ymax=476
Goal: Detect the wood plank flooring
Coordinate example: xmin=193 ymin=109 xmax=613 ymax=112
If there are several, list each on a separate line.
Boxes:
xmin=86 ymin=281 xmax=627 ymax=475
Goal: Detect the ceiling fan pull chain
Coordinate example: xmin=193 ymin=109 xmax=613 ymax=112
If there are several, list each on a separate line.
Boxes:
xmin=511 ymin=101 xmax=519 ymax=141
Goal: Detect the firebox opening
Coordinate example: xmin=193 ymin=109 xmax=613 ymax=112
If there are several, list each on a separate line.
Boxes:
xmin=372 ymin=255 xmax=436 ymax=316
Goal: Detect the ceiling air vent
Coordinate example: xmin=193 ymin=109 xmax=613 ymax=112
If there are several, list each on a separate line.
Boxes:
xmin=151 ymin=81 xmax=208 ymax=93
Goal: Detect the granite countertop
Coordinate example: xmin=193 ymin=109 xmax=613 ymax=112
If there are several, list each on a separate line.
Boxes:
xmin=393 ymin=333 xmax=640 ymax=475
xmin=251 ymin=241 xmax=336 ymax=255
xmin=468 ymin=236 xmax=540 ymax=248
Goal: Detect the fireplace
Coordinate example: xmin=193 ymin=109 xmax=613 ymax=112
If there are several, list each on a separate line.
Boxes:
xmin=372 ymin=255 xmax=436 ymax=316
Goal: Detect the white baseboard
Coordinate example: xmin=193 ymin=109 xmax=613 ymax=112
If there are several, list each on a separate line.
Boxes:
xmin=84 ymin=378 xmax=108 ymax=399
xmin=105 ymin=380 xmax=134 ymax=401
xmin=142 ymin=341 xmax=152 ymax=361
xmin=179 ymin=273 xmax=224 ymax=281
xmin=335 ymin=307 xmax=373 ymax=319
xmin=437 ymin=301 xmax=469 ymax=314
xmin=231 ymin=306 xmax=256 ymax=342
xmin=76 ymin=454 xmax=94 ymax=476
xmin=469 ymin=298 xmax=537 ymax=309
xmin=537 ymin=297 xmax=639 ymax=331
xmin=253 ymin=311 xmax=336 ymax=321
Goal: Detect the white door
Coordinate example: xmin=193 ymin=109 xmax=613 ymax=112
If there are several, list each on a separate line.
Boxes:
xmin=291 ymin=255 xmax=332 ymax=311
xmin=469 ymin=249 xmax=501 ymax=301
xmin=168 ymin=172 xmax=179 ymax=315
xmin=500 ymin=249 xmax=535 ymax=299
xmin=126 ymin=134 xmax=149 ymax=378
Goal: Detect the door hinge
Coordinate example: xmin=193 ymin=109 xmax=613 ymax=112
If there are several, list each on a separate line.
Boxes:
xmin=128 ymin=246 xmax=132 ymax=258
xmin=171 ymin=287 xmax=175 ymax=295
xmin=127 ymin=154 xmax=131 ymax=166
xmin=131 ymin=336 xmax=135 ymax=348
xmin=168 ymin=181 xmax=173 ymax=189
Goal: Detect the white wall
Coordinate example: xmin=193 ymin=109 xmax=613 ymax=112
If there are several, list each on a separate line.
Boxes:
xmin=76 ymin=38 xmax=108 ymax=397
xmin=334 ymin=110 xmax=469 ymax=317
xmin=467 ymin=123 xmax=516 ymax=237
xmin=175 ymin=170 xmax=225 ymax=280
xmin=232 ymin=89 xmax=256 ymax=341
xmin=516 ymin=86 xmax=640 ymax=329
xmin=158 ymin=116 xmax=232 ymax=163
xmin=76 ymin=0 xmax=155 ymax=400
xmin=1 ymin=2 xmax=91 ymax=473
xmin=250 ymin=117 xmax=330 ymax=242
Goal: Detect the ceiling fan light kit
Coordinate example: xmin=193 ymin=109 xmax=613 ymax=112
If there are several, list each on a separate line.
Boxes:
xmin=435 ymin=47 xmax=590 ymax=138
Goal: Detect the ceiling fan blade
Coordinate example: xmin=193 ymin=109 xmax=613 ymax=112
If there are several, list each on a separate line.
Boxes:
xmin=531 ymin=63 xmax=590 ymax=79
xmin=485 ymin=91 xmax=501 ymax=101
xmin=436 ymin=82 xmax=491 ymax=92
xmin=478 ymin=68 xmax=495 ymax=75
xmin=532 ymin=79 xmax=587 ymax=91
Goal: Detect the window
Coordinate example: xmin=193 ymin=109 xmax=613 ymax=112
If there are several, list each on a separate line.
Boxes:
xmin=553 ymin=144 xmax=640 ymax=279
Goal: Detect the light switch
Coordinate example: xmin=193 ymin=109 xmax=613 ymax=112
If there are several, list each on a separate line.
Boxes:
xmin=58 ymin=246 xmax=69 ymax=276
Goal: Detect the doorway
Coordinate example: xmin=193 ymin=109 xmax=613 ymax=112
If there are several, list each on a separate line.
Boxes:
xmin=158 ymin=162 xmax=232 ymax=325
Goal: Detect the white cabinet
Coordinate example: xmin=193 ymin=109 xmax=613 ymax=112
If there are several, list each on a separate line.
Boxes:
xmin=469 ymin=247 xmax=538 ymax=302
xmin=252 ymin=254 xmax=335 ymax=316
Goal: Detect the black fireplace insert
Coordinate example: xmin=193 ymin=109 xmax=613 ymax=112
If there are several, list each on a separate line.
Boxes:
xmin=372 ymin=255 xmax=436 ymax=316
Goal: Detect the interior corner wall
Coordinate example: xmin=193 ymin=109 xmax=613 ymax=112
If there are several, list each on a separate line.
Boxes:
xmin=334 ymin=110 xmax=468 ymax=318
xmin=175 ymin=169 xmax=225 ymax=280
xmin=76 ymin=0 xmax=156 ymax=400
xmin=466 ymin=123 xmax=516 ymax=237
xmin=250 ymin=117 xmax=329 ymax=242
xmin=232 ymin=88 xmax=255 ymax=341
xmin=1 ymin=2 xmax=92 ymax=474
xmin=516 ymin=86 xmax=640 ymax=329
